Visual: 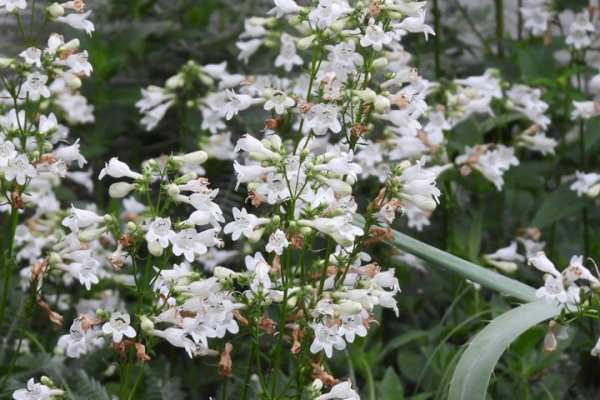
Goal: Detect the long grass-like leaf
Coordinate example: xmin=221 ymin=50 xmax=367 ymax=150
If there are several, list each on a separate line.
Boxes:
xmin=448 ymin=300 xmax=561 ymax=400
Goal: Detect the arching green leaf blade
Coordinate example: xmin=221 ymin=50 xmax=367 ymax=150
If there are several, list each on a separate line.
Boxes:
xmin=448 ymin=300 xmax=561 ymax=400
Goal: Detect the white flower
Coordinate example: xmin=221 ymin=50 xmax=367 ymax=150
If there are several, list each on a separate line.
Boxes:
xmin=102 ymin=312 xmax=136 ymax=343
xmin=305 ymin=103 xmax=342 ymax=136
xmin=528 ymin=251 xmax=561 ymax=277
xmin=3 ymin=154 xmax=37 ymax=185
xmin=235 ymin=134 xmax=280 ymax=160
xmin=223 ymin=207 xmax=267 ymax=240
xmin=54 ymin=139 xmax=87 ymax=167
xmin=316 ymin=381 xmax=360 ymax=400
xmin=309 ymin=322 xmax=345 ymax=358
xmin=264 ymin=90 xmax=295 ymax=115
xmin=56 ymin=10 xmax=95 ymax=35
xmin=0 ymin=0 xmax=26 ymax=13
xmin=266 ymin=229 xmax=289 ymax=255
xmin=268 ymin=0 xmax=301 ymax=18
xmin=0 ymin=141 xmax=17 ymax=167
xmin=169 ymin=228 xmax=208 ymax=262
xmin=396 ymin=159 xmax=441 ymax=212
xmin=145 ymin=218 xmax=174 ymax=249
xmin=360 ymin=18 xmax=392 ymax=51
xmin=300 ymin=215 xmax=363 ymax=246
xmin=12 ymin=378 xmax=64 ymax=400
xmin=393 ymin=9 xmax=435 ymax=39
xmin=484 ymin=241 xmax=525 ymax=273
xmin=520 ymin=0 xmax=552 ymax=36
xmin=571 ymin=101 xmax=600 ymax=120
xmin=564 ymin=255 xmax=599 ymax=285
xmin=19 ymin=47 xmax=42 ymax=67
xmin=570 ymin=171 xmax=600 ymax=198
xmin=99 ymin=157 xmax=142 ymax=180
xmin=565 ymin=9 xmax=594 ymax=50
xmin=236 ymin=39 xmax=263 ymax=64
xmin=308 ymin=0 xmax=352 ymax=29
xmin=62 ymin=205 xmax=105 ymax=232
xmin=222 ymin=90 xmax=263 ymax=120
xmin=68 ymin=251 xmax=101 ymax=290
xmin=275 ymin=33 xmax=303 ymax=72
xmin=21 ymin=72 xmax=50 ymax=101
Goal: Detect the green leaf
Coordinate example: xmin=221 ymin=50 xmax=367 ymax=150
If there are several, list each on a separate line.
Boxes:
xmin=448 ymin=300 xmax=561 ymax=400
xmin=531 ymin=184 xmax=588 ymax=229
xmin=377 ymin=368 xmax=405 ymax=400
xmin=70 ymin=370 xmax=111 ymax=400
xmin=380 ymin=219 xmax=537 ymax=302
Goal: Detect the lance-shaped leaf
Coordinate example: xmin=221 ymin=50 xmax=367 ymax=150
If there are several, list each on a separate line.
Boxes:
xmin=448 ymin=300 xmax=561 ymax=400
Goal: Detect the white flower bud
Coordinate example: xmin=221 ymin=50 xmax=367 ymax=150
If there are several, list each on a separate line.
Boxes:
xmin=587 ymin=183 xmax=600 ymax=198
xmin=78 ymin=227 xmax=107 ymax=242
xmin=178 ymin=171 xmax=197 ymax=183
xmin=334 ymin=300 xmax=363 ymax=316
xmin=63 ymin=39 xmax=80 ymax=51
xmin=46 ymin=2 xmax=64 ymax=17
xmin=166 ymin=183 xmax=180 ymax=198
xmin=353 ymin=88 xmax=377 ymax=103
xmin=165 ymin=73 xmax=184 ymax=89
xmin=172 ymin=150 xmax=208 ymax=165
xmin=372 ymin=57 xmax=388 ymax=69
xmin=297 ymin=35 xmax=316 ymax=50
xmin=214 ymin=266 xmax=238 ymax=279
xmin=140 ymin=315 xmax=155 ymax=332
xmin=148 ymin=240 xmax=164 ymax=257
xmin=374 ymin=95 xmax=391 ymax=113
xmin=65 ymin=73 xmax=82 ymax=90
xmin=109 ymin=182 xmax=135 ymax=198
xmin=0 ymin=57 xmax=14 ymax=68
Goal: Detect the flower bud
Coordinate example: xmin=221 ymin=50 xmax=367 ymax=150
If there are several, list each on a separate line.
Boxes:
xmin=374 ymin=95 xmax=391 ymax=113
xmin=79 ymin=227 xmax=107 ymax=242
xmin=166 ymin=183 xmax=180 ymax=198
xmin=109 ymin=182 xmax=135 ymax=198
xmin=297 ymin=35 xmax=316 ymax=50
xmin=165 ymin=74 xmax=184 ymax=90
xmin=372 ymin=57 xmax=388 ymax=69
xmin=65 ymin=73 xmax=82 ymax=90
xmin=354 ymin=88 xmax=377 ymax=103
xmin=147 ymin=241 xmax=164 ymax=257
xmin=335 ymin=300 xmax=363 ymax=316
xmin=214 ymin=266 xmax=238 ymax=279
xmin=46 ymin=2 xmax=64 ymax=17
xmin=172 ymin=150 xmax=208 ymax=165
xmin=140 ymin=315 xmax=155 ymax=332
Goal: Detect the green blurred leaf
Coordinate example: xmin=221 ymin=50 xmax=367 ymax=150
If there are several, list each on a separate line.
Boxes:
xmin=377 ymin=368 xmax=405 ymax=400
xmin=531 ymin=184 xmax=587 ymax=228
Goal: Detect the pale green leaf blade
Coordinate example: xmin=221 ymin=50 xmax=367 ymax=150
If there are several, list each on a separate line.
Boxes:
xmin=448 ymin=300 xmax=561 ymax=400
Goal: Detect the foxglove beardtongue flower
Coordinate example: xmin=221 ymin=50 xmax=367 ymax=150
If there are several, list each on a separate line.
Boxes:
xmin=570 ymin=171 xmax=600 ymax=198
xmin=102 ymin=312 xmax=136 ymax=343
xmin=266 ymin=229 xmax=289 ymax=255
xmin=12 ymin=378 xmax=64 ymax=400
xmin=99 ymin=157 xmax=143 ymax=180
xmin=0 ymin=0 xmax=26 ymax=12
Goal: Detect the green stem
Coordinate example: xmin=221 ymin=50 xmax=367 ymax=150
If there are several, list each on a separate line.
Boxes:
xmin=360 ymin=355 xmax=375 ymax=400
xmin=432 ymin=0 xmax=442 ymax=79
xmin=0 ymin=204 xmax=20 ymax=325
xmin=494 ymin=0 xmax=504 ymax=57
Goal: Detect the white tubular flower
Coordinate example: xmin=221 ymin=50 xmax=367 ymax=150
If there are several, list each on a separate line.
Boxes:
xmin=233 ymin=161 xmax=277 ymax=188
xmin=19 ymin=47 xmax=42 ymax=67
xmin=315 ymin=381 xmax=360 ymax=400
xmin=268 ymin=0 xmax=301 ymax=18
xmin=483 ymin=241 xmax=525 ymax=273
xmin=55 ymin=10 xmax=95 ymax=35
xmin=0 ymin=141 xmax=17 ymax=167
xmin=21 ymin=71 xmax=51 ymax=101
xmin=102 ymin=312 xmax=136 ymax=343
xmin=570 ymin=171 xmax=600 ymax=198
xmin=397 ymin=159 xmax=441 ymax=212
xmin=222 ymin=90 xmax=263 ymax=120
xmin=99 ymin=157 xmax=142 ymax=180
xmin=3 ymin=154 xmax=37 ymax=185
xmin=12 ymin=378 xmax=64 ymax=400
xmin=224 ymin=207 xmax=268 ymax=241
xmin=145 ymin=217 xmax=173 ymax=249
xmin=528 ymin=251 xmax=561 ymax=277
xmin=299 ymin=216 xmax=363 ymax=246
xmin=305 ymin=103 xmax=342 ymax=136
xmin=266 ymin=229 xmax=289 ymax=255
xmin=564 ymin=255 xmax=599 ymax=286
xmin=54 ymin=139 xmax=87 ymax=168
xmin=264 ymin=90 xmax=295 ymax=115
xmin=62 ymin=205 xmax=105 ymax=232
xmin=309 ymin=322 xmax=345 ymax=358
xmin=360 ymin=18 xmax=392 ymax=51
xmin=235 ymin=134 xmax=280 ymax=160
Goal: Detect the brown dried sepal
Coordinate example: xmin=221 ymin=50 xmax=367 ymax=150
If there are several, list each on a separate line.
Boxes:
xmin=233 ymin=310 xmax=249 ymax=326
xmin=218 ymin=342 xmax=233 ymax=377
xmin=265 ymin=115 xmax=284 ymax=130
xmin=37 ymin=297 xmax=63 ymax=327
xmin=11 ymin=190 xmax=25 ymax=210
xmin=311 ymin=363 xmax=338 ymax=388
xmin=350 ymin=123 xmax=368 ymax=138
xmin=364 ymin=226 xmax=392 ymax=246
xmin=259 ymin=315 xmax=277 ymax=335
xmin=31 ymin=259 xmax=48 ymax=283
